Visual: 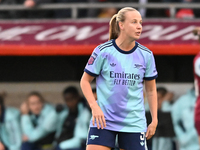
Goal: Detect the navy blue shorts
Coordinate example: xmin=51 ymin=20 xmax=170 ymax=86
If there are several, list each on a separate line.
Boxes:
xmin=87 ymin=127 xmax=147 ymax=150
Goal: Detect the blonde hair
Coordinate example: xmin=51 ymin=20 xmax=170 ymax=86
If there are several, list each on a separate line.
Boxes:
xmin=109 ymin=7 xmax=137 ymax=40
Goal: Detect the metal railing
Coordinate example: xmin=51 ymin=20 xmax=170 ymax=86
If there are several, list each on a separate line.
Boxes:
xmin=0 ymin=2 xmax=199 ymax=18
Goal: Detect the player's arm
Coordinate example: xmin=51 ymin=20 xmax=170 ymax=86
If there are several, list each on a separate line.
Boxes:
xmin=194 ymin=57 xmax=200 ymax=97
xmin=80 ymin=72 xmax=106 ymax=129
xmin=144 ymin=79 xmax=158 ymax=140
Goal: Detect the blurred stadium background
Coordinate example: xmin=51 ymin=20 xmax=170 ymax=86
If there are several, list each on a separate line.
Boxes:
xmin=0 ymin=1 xmax=199 ymax=107
xmin=1 ymin=2 xmax=200 ymax=150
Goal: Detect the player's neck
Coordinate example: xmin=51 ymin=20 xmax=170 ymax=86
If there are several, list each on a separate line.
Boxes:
xmin=115 ymin=36 xmax=135 ymax=51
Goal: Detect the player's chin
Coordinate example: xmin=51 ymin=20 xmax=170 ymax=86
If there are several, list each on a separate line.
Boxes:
xmin=134 ymin=36 xmax=140 ymax=40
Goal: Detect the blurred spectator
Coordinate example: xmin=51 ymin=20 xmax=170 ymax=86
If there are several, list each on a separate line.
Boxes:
xmin=87 ymin=0 xmax=99 ymax=18
xmin=145 ymin=0 xmax=166 ymax=18
xmin=23 ymin=0 xmax=52 ymax=8
xmin=152 ymin=87 xmax=175 ymax=150
xmin=17 ymin=0 xmax=54 ymax=19
xmin=158 ymin=0 xmax=192 ymax=18
xmin=145 ymin=86 xmax=174 ymax=111
xmin=54 ymin=0 xmax=87 ymax=18
xmin=138 ymin=0 xmax=147 ymax=17
xmin=0 ymin=0 xmax=19 ymax=19
xmin=157 ymin=0 xmax=200 ymax=18
xmin=157 ymin=87 xmax=174 ymax=111
xmin=54 ymin=86 xmax=91 ymax=150
xmin=193 ymin=0 xmax=200 ymax=18
xmin=193 ymin=27 xmax=200 ymax=42
xmin=162 ymin=0 xmax=178 ymax=2
xmin=98 ymin=7 xmax=117 ymax=18
xmin=171 ymin=88 xmax=199 ymax=150
xmin=87 ymin=0 xmax=118 ymax=18
xmin=175 ymin=0 xmax=197 ymax=19
xmin=0 ymin=92 xmax=22 ymax=150
xmin=176 ymin=9 xmax=194 ymax=19
xmin=20 ymin=91 xmax=57 ymax=150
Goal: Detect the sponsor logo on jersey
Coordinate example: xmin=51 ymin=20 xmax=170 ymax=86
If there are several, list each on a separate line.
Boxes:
xmin=110 ymin=71 xmax=140 ymax=86
xmin=134 ymin=64 xmax=143 ymax=69
xmin=89 ymin=135 xmax=99 ymax=140
xmin=110 ymin=71 xmax=140 ymax=80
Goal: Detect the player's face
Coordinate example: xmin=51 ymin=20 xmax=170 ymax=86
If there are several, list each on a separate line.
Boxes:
xmin=120 ymin=11 xmax=142 ymax=40
xmin=28 ymin=95 xmax=43 ymax=115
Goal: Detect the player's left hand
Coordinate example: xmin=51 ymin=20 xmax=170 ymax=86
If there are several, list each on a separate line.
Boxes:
xmin=145 ymin=121 xmax=157 ymax=140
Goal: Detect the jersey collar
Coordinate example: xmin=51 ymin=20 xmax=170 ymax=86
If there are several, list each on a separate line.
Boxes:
xmin=112 ymin=39 xmax=138 ymax=54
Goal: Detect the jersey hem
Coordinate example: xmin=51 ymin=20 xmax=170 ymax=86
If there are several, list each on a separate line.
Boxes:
xmin=144 ymin=74 xmax=158 ymax=80
xmin=89 ymin=126 xmax=147 ymax=133
xmin=84 ymin=68 xmax=99 ymax=77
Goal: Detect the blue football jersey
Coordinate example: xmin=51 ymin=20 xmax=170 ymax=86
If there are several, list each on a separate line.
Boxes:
xmin=84 ymin=39 xmax=158 ymax=132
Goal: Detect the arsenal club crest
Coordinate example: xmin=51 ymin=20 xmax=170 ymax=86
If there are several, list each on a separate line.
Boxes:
xmin=88 ymin=52 xmax=98 ymax=65
xmin=88 ymin=56 xmax=95 ymax=65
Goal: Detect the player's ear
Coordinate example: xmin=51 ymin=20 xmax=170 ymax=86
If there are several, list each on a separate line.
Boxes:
xmin=118 ymin=22 xmax=124 ymax=30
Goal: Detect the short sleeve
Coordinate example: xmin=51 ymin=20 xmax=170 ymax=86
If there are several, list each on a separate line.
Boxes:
xmin=143 ymin=52 xmax=158 ymax=80
xmin=84 ymin=46 xmax=104 ymax=77
xmin=194 ymin=57 xmax=200 ymax=77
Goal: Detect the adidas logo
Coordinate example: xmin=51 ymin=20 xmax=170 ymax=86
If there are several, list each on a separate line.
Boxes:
xmin=90 ymin=135 xmax=99 ymax=140
xmin=110 ymin=63 xmax=116 ymax=67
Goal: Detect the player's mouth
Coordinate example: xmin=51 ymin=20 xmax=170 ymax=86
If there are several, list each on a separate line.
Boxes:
xmin=136 ymin=32 xmax=141 ymax=36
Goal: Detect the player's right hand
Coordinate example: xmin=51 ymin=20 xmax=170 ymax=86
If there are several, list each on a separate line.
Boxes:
xmin=91 ymin=103 xmax=106 ymax=129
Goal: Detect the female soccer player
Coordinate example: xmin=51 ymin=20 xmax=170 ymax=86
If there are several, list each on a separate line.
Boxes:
xmin=80 ymin=7 xmax=158 ymax=150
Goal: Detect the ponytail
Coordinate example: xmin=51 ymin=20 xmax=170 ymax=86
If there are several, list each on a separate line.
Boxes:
xmin=109 ymin=14 xmax=119 ymax=40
